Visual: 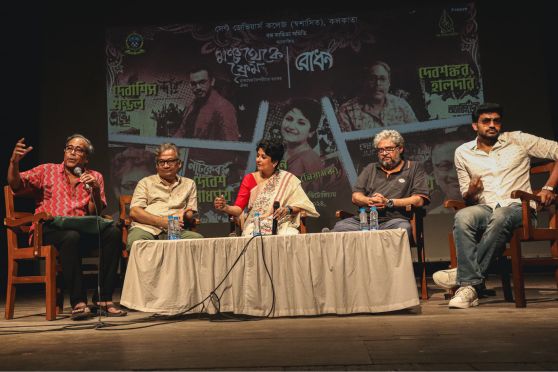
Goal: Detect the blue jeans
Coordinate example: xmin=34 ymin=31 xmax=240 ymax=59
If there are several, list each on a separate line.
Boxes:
xmin=453 ymin=203 xmax=525 ymax=286
xmin=332 ymin=217 xmax=412 ymax=242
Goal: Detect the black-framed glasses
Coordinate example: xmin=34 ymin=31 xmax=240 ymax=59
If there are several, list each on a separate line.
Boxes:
xmin=64 ymin=145 xmax=86 ymax=155
xmin=479 ymin=117 xmax=502 ymax=125
xmin=190 ymin=79 xmax=208 ymax=87
xmin=156 ymin=158 xmax=180 ymax=166
xmin=368 ymin=75 xmax=389 ymax=85
xmin=376 ymin=146 xmax=399 ymax=154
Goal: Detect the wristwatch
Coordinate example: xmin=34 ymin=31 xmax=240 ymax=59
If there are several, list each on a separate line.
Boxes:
xmin=542 ymin=185 xmax=555 ymax=192
xmin=286 ymin=205 xmax=293 ymax=215
xmin=386 ymin=199 xmax=394 ymax=209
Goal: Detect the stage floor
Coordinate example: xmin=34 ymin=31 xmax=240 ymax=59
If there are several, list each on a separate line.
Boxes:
xmin=1 ymin=272 xmax=557 ymax=371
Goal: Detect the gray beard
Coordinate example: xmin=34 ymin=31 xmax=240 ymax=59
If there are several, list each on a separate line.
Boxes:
xmin=380 ymin=158 xmax=401 ymax=170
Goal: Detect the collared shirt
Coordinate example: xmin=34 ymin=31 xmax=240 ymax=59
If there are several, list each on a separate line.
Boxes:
xmin=174 ymin=89 xmax=239 ymax=141
xmin=130 ymin=174 xmax=198 ymax=236
xmin=454 ymin=131 xmax=558 ymax=209
xmin=18 ymin=162 xmax=106 ymax=216
xmin=337 ymin=93 xmax=418 ymax=131
xmin=353 ymin=160 xmax=430 ymax=222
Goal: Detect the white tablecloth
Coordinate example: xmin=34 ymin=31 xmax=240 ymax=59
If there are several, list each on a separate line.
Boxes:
xmin=121 ymin=229 xmax=420 ymax=316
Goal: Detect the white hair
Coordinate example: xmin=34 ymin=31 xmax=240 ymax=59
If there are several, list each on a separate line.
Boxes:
xmin=373 ymin=130 xmax=405 ymax=148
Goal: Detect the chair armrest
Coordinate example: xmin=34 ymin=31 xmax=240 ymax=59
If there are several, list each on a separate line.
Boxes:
xmin=4 ymin=212 xmax=52 ymax=227
xmin=336 ymin=210 xmax=354 ymax=219
xmin=183 ymin=217 xmax=200 ymax=229
xmin=511 ymin=190 xmax=558 ymax=207
xmin=444 ymin=200 xmax=466 ymax=210
xmin=511 ymin=190 xmax=541 ymax=203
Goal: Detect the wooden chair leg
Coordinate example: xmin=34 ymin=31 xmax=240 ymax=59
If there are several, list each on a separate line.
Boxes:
xmin=5 ymin=260 xmax=17 ymax=320
xmin=498 ymin=257 xmax=513 ymax=302
xmin=444 ymin=232 xmax=458 ymax=300
xmin=418 ymin=245 xmax=428 ymax=300
xmin=509 ymin=232 xmax=526 ymax=308
xmin=45 ymin=252 xmax=57 ymax=321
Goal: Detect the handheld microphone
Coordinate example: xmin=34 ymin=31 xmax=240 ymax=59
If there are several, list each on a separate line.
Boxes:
xmin=272 ymin=201 xmax=280 ymax=235
xmin=73 ymin=167 xmax=91 ymax=190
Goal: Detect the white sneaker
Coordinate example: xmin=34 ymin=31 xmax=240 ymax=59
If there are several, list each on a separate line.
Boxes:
xmin=448 ymin=286 xmax=479 ymax=309
xmin=432 ymin=268 xmax=458 ymax=289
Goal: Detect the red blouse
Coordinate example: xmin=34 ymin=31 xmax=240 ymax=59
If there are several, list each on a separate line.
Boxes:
xmin=233 ymin=173 xmax=257 ymax=210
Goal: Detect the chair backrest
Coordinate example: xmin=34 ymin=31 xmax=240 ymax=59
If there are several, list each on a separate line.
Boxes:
xmin=511 ymin=161 xmax=558 ymax=242
xmin=119 ymin=195 xmax=133 ymax=258
xmin=3 ymin=185 xmax=53 ymax=258
xmin=4 ymin=185 xmax=33 ymax=231
xmin=4 ymin=185 xmax=34 ymax=249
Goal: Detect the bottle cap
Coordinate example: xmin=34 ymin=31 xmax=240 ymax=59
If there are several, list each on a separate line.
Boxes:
xmin=359 ymin=207 xmax=365 ymax=212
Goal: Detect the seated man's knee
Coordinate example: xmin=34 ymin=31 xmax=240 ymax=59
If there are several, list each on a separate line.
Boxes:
xmin=181 ymin=230 xmax=204 ymax=239
xmin=490 ymin=207 xmax=520 ymax=229
xmin=454 ymin=207 xmax=483 ymax=230
xmin=104 ymin=224 xmax=121 ymax=241
xmin=332 ymin=217 xmax=359 ymax=232
xmin=126 ymin=228 xmax=156 ymax=251
xmin=62 ymin=230 xmax=81 ymax=245
xmin=381 ymin=219 xmax=411 ymax=238
xmin=400 ymin=221 xmax=412 ymax=238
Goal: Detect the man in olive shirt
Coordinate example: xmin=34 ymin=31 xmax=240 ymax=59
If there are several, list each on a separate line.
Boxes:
xmin=332 ymin=129 xmax=430 ymax=239
xmin=127 ymin=143 xmax=203 ymax=251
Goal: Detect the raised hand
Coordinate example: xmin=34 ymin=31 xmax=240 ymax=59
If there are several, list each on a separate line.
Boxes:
xmin=467 ymin=176 xmax=484 ymax=196
xmin=10 ymin=138 xmax=33 ymax=164
xmin=79 ymin=172 xmax=100 ymax=189
xmin=214 ymin=194 xmax=227 ymax=210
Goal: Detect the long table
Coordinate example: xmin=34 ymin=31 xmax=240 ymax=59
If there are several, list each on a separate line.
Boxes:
xmin=120 ymin=229 xmax=420 ymax=316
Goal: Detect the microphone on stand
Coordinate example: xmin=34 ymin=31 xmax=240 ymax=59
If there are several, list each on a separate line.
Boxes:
xmin=73 ymin=167 xmax=91 ymax=190
xmin=272 ymin=201 xmax=280 ymax=235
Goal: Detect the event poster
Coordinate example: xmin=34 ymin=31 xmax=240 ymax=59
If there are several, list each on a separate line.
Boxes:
xmin=105 ymin=3 xmax=483 ymax=229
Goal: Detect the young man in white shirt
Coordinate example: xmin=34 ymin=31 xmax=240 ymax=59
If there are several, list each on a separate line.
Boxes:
xmin=433 ymin=102 xmax=558 ymax=308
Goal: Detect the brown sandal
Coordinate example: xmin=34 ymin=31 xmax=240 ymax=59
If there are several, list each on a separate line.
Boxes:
xmin=97 ymin=303 xmax=127 ymax=317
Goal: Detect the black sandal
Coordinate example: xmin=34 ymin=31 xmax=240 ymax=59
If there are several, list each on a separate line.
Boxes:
xmin=71 ymin=304 xmax=93 ymax=321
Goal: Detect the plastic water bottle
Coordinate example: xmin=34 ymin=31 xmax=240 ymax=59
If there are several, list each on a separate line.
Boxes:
xmin=173 ymin=216 xmax=181 ymax=239
xmin=369 ymin=206 xmax=379 ymax=231
xmin=253 ymin=212 xmax=262 ymax=236
xmin=168 ymin=216 xmax=177 ymax=240
xmin=359 ymin=207 xmax=368 ymax=231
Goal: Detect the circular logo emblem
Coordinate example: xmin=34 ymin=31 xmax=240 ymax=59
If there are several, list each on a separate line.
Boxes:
xmin=124 ymin=33 xmax=145 ymax=55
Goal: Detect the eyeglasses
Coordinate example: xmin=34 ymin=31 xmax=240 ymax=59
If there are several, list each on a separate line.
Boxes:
xmin=368 ymin=75 xmax=389 ymax=85
xmin=190 ymin=79 xmax=208 ymax=87
xmin=479 ymin=117 xmax=502 ymax=125
xmin=64 ymin=145 xmax=86 ymax=155
xmin=156 ymin=158 xmax=180 ymax=166
xmin=376 ymin=146 xmax=399 ymax=154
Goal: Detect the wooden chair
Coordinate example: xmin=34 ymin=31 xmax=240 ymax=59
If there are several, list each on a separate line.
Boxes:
xmin=118 ymin=195 xmax=133 ymax=261
xmin=335 ymin=206 xmax=428 ymax=300
xmin=444 ymin=161 xmax=558 ymax=307
xmin=3 ymin=186 xmax=60 ymax=320
xmin=229 ymin=211 xmax=308 ymax=236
